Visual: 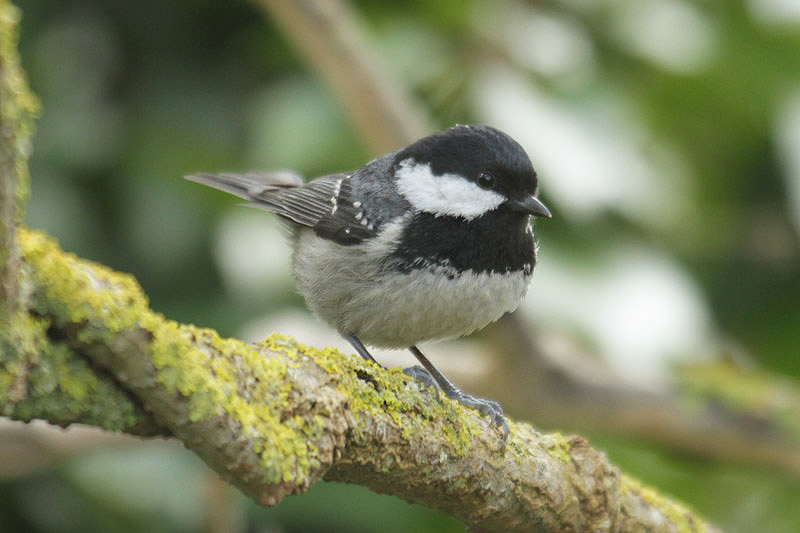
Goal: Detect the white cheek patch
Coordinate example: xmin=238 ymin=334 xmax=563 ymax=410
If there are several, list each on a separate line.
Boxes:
xmin=395 ymin=159 xmax=505 ymax=220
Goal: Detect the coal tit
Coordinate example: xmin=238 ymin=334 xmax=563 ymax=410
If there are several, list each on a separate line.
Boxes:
xmin=187 ymin=124 xmax=550 ymax=438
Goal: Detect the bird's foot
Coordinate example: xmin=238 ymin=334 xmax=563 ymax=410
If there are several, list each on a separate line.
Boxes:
xmin=402 ymin=365 xmax=439 ymax=396
xmin=443 ymin=388 xmax=509 ymax=440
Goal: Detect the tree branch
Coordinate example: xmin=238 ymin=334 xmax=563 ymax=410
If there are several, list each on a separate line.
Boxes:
xmin=0 ymin=228 xmax=718 ymax=532
xmin=250 ymin=0 xmax=800 ymax=478
xmin=0 ymin=2 xmax=721 ymax=530
xmin=474 ymin=315 xmax=800 ymax=477
xmin=253 ymin=0 xmax=430 ymax=153
xmin=0 ymin=0 xmax=37 ymax=321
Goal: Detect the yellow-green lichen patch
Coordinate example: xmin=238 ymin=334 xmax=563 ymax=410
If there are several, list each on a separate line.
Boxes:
xmin=1 ymin=0 xmax=41 ymax=216
xmin=280 ymin=333 xmax=479 ymax=455
xmin=19 ymin=229 xmax=149 ymax=336
xmin=145 ymin=321 xmax=321 ymax=485
xmin=1 ymin=311 xmax=148 ymax=431
xmin=260 ymin=333 xmax=302 ymax=357
xmin=19 ymin=230 xmax=324 ymax=486
xmin=15 ymin=228 xmax=485 ymax=486
xmin=504 ymin=421 xmax=537 ymax=465
xmin=437 ymin=418 xmax=476 ymax=456
xmin=620 ymin=475 xmax=708 ymax=533
xmin=541 ymin=431 xmax=573 ymax=464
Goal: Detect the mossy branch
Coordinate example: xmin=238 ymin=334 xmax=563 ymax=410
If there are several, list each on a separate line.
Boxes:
xmin=253 ymin=0 xmax=800 ymax=482
xmin=0 ymin=2 xmax=718 ymax=530
xmin=0 ymin=0 xmax=37 ymax=321
xmin=0 ymin=228 xmax=718 ymax=532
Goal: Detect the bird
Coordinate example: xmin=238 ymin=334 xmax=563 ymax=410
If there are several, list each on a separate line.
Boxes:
xmin=186 ymin=124 xmax=550 ymax=438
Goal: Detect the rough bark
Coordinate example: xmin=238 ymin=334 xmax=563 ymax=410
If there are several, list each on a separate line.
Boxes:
xmin=254 ymin=0 xmax=800 ymax=480
xmin=1 ymin=228 xmax=718 ymax=532
xmin=475 ymin=315 xmax=800 ymax=478
xmin=0 ymin=2 xmax=721 ymax=530
xmin=0 ymin=0 xmax=37 ymax=320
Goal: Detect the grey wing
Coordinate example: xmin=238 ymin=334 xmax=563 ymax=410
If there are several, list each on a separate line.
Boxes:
xmin=186 ymin=171 xmax=304 ymax=198
xmin=185 ymin=171 xmax=376 ymax=244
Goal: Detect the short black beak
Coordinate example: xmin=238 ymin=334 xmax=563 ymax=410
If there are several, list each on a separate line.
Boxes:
xmin=509 ymin=195 xmax=552 ymax=218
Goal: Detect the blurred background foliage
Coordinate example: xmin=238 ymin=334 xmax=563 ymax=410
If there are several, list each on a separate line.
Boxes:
xmin=2 ymin=0 xmax=800 ymax=531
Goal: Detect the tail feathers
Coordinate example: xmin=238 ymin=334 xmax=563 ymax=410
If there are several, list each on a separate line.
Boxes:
xmin=185 ymin=171 xmax=304 ymax=201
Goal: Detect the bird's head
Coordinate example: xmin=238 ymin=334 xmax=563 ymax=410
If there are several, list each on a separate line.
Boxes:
xmin=392 ymin=124 xmax=551 ymax=221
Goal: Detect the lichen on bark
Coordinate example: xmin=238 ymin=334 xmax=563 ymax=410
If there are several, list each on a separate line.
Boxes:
xmin=0 ymin=2 xmax=721 ymax=529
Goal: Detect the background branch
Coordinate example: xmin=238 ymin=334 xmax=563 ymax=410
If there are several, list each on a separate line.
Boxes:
xmin=253 ymin=0 xmax=430 ymax=153
xmin=474 ymin=315 xmax=800 ymax=477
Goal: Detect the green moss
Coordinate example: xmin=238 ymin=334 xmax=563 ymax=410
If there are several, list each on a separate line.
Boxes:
xmin=0 ymin=309 xmax=150 ymax=431
xmin=300 ymin=335 xmax=479 ymax=455
xmin=142 ymin=318 xmax=313 ymax=484
xmin=18 ymin=229 xmax=317 ymax=484
xmin=1 ymin=0 xmax=41 ymax=218
xmin=145 ymin=321 xmax=322 ymax=484
xmin=16 ymin=228 xmax=490 ymax=487
xmin=19 ymin=229 xmax=148 ymax=335
xmin=541 ymin=431 xmax=573 ymax=463
xmin=620 ymin=475 xmax=708 ymax=533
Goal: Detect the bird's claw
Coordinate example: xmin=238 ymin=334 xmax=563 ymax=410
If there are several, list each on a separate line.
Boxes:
xmin=403 ymin=365 xmax=440 ymax=396
xmin=443 ymin=389 xmax=509 ymax=440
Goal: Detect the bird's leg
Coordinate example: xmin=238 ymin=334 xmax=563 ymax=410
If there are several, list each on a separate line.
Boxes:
xmin=409 ymin=345 xmax=509 ymax=439
xmin=345 ymin=334 xmax=381 ymax=365
xmin=345 ymin=335 xmax=439 ymax=392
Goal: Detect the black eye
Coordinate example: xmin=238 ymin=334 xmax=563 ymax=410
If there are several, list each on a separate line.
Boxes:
xmin=477 ymin=171 xmax=495 ymax=189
